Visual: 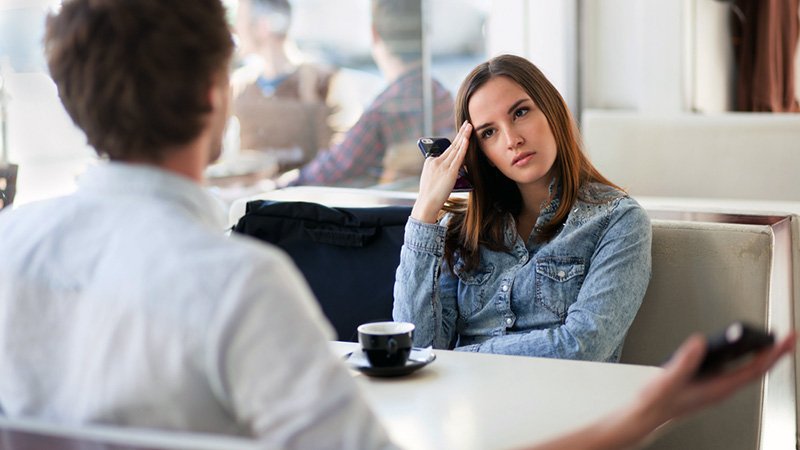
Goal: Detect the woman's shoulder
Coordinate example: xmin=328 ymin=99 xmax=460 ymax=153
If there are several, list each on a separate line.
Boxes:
xmin=571 ymin=182 xmax=648 ymax=225
xmin=579 ymin=181 xmax=629 ymax=203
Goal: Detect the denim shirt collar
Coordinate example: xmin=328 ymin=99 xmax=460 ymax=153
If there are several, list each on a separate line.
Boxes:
xmin=503 ymin=177 xmax=561 ymax=247
xmin=539 ymin=176 xmax=561 ymax=218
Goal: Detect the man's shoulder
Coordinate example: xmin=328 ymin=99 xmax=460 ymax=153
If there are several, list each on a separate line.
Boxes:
xmin=0 ymin=196 xmax=74 ymax=238
xmin=214 ymin=232 xmax=302 ymax=285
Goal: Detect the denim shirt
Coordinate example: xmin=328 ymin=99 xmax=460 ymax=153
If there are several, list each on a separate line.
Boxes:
xmin=392 ymin=182 xmax=652 ymax=362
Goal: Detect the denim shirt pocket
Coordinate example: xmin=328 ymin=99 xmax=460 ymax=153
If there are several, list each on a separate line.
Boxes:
xmin=453 ymin=262 xmax=495 ymax=317
xmin=535 ymin=256 xmax=585 ymax=319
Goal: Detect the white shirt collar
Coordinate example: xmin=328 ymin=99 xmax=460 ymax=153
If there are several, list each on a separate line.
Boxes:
xmin=78 ymin=162 xmax=227 ymax=231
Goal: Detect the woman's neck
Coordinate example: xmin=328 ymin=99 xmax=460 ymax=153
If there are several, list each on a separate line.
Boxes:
xmin=515 ymin=177 xmax=555 ymax=239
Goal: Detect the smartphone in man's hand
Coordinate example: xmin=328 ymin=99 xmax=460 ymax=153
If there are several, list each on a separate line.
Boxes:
xmin=694 ymin=322 xmax=775 ymax=379
xmin=417 ymin=137 xmax=473 ymax=192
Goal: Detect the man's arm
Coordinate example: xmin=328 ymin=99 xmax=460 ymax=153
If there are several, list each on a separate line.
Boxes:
xmin=294 ymin=107 xmax=387 ymax=186
xmin=527 ymin=332 xmax=796 ymax=450
xmin=205 ymin=246 xmax=398 ymax=450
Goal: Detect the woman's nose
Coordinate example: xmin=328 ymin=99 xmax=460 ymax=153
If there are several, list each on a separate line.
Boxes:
xmin=504 ymin=128 xmax=524 ymax=150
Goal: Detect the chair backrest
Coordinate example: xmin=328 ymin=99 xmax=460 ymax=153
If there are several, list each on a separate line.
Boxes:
xmin=0 ymin=417 xmax=256 ymax=450
xmin=621 ymin=217 xmax=796 ymax=450
xmin=233 ymin=200 xmax=411 ymax=341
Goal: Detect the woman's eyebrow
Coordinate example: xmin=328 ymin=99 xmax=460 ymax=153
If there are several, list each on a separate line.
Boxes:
xmin=473 ymin=121 xmax=492 ymax=133
xmin=474 ymin=98 xmax=530 ymax=132
xmin=506 ymin=98 xmax=528 ymax=114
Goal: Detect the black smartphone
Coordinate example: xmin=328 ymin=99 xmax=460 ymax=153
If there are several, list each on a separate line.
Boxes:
xmin=417 ymin=137 xmax=473 ymax=192
xmin=694 ymin=322 xmax=775 ymax=379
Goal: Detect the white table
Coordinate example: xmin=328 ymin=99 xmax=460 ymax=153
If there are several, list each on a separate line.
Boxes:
xmin=331 ymin=342 xmax=661 ymax=450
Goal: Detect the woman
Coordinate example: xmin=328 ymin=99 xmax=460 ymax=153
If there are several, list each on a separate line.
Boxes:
xmin=393 ymin=54 xmax=651 ymax=360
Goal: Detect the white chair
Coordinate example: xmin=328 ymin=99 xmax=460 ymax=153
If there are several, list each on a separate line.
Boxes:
xmin=621 ymin=209 xmax=798 ymax=450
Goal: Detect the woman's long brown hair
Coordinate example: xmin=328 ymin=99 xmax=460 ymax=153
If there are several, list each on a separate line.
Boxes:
xmin=443 ymin=54 xmax=619 ymax=273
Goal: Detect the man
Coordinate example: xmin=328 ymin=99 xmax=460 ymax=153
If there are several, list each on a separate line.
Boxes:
xmin=0 ymin=1 xmax=393 ymax=449
xmin=289 ymin=0 xmax=455 ymax=187
xmin=0 ymin=2 xmax=793 ymax=450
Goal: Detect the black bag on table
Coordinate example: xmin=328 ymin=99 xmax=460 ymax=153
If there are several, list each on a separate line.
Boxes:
xmin=232 ymin=200 xmax=412 ymax=342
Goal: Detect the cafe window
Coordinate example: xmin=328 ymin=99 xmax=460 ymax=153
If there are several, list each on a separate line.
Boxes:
xmin=0 ymin=0 xmax=490 ymax=209
xmin=0 ymin=0 xmax=96 ymax=207
xmin=216 ymin=0 xmax=490 ymax=199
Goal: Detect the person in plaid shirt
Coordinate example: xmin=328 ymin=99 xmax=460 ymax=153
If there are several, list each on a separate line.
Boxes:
xmin=290 ymin=0 xmax=454 ymax=187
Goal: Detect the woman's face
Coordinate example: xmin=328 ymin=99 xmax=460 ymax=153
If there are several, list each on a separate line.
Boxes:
xmin=468 ymin=76 xmax=558 ymax=193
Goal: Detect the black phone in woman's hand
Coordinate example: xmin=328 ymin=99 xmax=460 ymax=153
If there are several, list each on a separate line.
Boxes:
xmin=417 ymin=137 xmax=451 ymax=158
xmin=417 ymin=137 xmax=473 ymax=192
xmin=695 ymin=322 xmax=775 ymax=379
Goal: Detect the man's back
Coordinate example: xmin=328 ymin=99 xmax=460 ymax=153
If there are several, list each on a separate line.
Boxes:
xmin=0 ymin=163 xmax=393 ymax=449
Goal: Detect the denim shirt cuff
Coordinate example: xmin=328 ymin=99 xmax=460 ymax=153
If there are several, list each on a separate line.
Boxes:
xmin=404 ymin=217 xmax=447 ymax=257
xmin=454 ymin=343 xmax=481 ymax=352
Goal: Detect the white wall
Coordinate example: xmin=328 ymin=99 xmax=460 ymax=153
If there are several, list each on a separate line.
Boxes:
xmin=579 ymin=0 xmax=800 ymax=204
xmin=582 ymin=0 xmax=799 ymax=114
xmin=691 ymin=0 xmax=733 ymax=112
xmin=487 ymin=0 xmax=578 ymax=113
xmin=582 ymin=0 xmax=689 ymax=112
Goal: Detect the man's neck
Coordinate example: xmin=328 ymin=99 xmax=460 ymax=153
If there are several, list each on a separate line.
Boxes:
xmin=159 ymin=152 xmax=205 ymax=183
xmin=372 ymin=40 xmax=418 ymax=84
xmin=141 ymin=140 xmax=210 ymax=184
xmin=257 ymin=42 xmax=295 ymax=79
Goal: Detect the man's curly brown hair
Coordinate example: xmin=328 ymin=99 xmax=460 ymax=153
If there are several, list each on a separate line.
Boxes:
xmin=45 ymin=0 xmax=234 ymax=162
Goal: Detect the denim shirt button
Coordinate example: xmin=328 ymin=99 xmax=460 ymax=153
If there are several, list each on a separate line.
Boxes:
xmin=505 ymin=317 xmax=513 ymax=325
xmin=501 ymin=285 xmax=509 ymax=292
xmin=557 ymin=270 xmax=566 ymax=279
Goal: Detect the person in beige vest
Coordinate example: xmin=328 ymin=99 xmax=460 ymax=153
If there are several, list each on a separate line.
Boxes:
xmin=232 ymin=0 xmax=339 ymax=170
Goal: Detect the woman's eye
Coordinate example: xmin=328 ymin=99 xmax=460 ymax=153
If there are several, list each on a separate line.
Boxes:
xmin=514 ymin=107 xmax=529 ymax=118
xmin=480 ymin=129 xmax=494 ymax=139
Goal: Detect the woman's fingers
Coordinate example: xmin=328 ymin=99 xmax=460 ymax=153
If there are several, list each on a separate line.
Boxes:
xmin=440 ymin=121 xmax=472 ymax=168
xmin=411 ymin=122 xmax=473 ymax=223
xmin=423 ymin=121 xmax=472 ymax=183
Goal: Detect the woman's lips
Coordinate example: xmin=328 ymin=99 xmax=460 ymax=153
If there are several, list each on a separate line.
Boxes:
xmin=513 ymin=152 xmax=536 ymax=166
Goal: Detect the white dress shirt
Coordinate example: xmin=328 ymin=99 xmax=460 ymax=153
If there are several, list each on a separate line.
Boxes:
xmin=0 ymin=162 xmax=396 ymax=450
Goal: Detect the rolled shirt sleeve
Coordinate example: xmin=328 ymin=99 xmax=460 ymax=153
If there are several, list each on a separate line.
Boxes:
xmin=392 ymin=217 xmax=459 ymax=350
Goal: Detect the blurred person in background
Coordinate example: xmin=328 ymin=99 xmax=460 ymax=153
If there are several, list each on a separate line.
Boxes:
xmin=232 ymin=0 xmax=340 ymax=170
xmin=286 ymin=0 xmax=454 ymax=188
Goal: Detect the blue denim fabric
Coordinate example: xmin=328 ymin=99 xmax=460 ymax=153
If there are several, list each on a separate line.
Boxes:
xmin=392 ymin=182 xmax=652 ymax=362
